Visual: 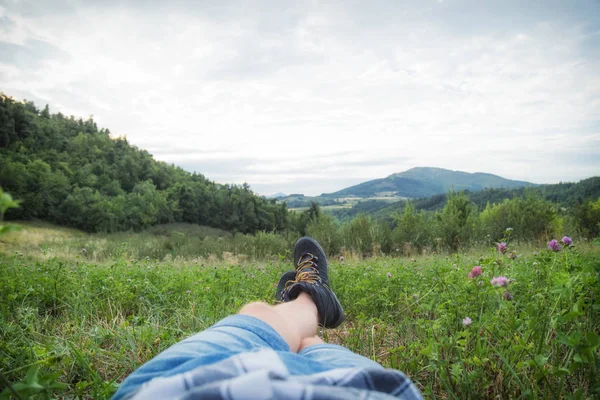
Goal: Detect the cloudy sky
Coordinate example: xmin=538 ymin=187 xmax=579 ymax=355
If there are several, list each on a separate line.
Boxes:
xmin=1 ymin=0 xmax=599 ymax=196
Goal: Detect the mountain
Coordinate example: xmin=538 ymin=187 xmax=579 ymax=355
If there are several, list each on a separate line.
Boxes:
xmin=265 ymin=192 xmax=287 ymax=199
xmin=324 ymin=167 xmax=536 ymax=199
xmin=327 ymin=176 xmax=600 ymax=223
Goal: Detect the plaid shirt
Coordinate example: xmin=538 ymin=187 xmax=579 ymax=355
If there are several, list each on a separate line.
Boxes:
xmin=124 ymin=349 xmax=422 ymax=400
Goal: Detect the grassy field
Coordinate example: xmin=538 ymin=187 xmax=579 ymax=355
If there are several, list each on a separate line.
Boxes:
xmin=288 ymin=195 xmax=403 ymax=212
xmin=1 ymin=223 xmax=599 ymax=399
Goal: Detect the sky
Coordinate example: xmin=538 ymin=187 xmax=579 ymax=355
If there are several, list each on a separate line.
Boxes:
xmin=1 ymin=0 xmax=599 ymax=196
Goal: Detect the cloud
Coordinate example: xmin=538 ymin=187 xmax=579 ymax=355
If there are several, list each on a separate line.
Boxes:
xmin=0 ymin=38 xmax=70 ymax=69
xmin=0 ymin=0 xmax=599 ymax=195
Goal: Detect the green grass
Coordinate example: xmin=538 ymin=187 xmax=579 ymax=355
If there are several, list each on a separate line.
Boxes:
xmin=1 ymin=226 xmax=599 ymax=399
xmin=0 ymin=221 xmax=293 ymax=264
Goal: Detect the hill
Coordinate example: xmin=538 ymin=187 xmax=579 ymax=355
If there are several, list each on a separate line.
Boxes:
xmin=0 ymin=94 xmax=288 ymax=233
xmin=328 ymin=176 xmax=600 ymax=222
xmin=265 ymin=192 xmax=287 ymax=199
xmin=324 ymin=167 xmax=536 ymax=199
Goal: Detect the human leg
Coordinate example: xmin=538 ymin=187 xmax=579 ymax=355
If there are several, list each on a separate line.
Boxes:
xmin=298 ymin=335 xmax=325 ymax=351
xmin=298 ymin=335 xmax=383 ymax=369
xmin=239 ymin=292 xmax=318 ymax=352
xmin=113 ymin=236 xmax=370 ymax=400
xmin=240 ymin=235 xmax=348 ymax=353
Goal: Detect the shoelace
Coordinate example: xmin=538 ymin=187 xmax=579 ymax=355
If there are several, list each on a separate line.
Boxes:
xmin=284 ymin=252 xmax=320 ymax=291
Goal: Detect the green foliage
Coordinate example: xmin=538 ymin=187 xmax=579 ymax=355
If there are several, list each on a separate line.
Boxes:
xmin=0 ymin=365 xmax=67 ymax=399
xmin=1 ymin=237 xmax=598 ymax=398
xmin=573 ymin=198 xmax=600 ymax=238
xmin=435 ymin=191 xmax=475 ymax=252
xmin=478 ymin=193 xmax=557 ymax=242
xmin=306 ymin=213 xmax=342 ymax=256
xmin=0 ymin=188 xmax=21 ymax=237
xmin=391 ymin=202 xmax=433 ymax=255
xmin=340 ymin=214 xmax=392 ymax=256
xmin=331 ymin=188 xmax=596 ymax=254
xmin=334 ymin=177 xmax=600 ymax=225
xmin=0 ymin=94 xmax=289 ymax=234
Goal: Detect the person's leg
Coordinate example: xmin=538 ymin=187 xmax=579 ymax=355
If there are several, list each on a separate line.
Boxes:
xmin=298 ymin=335 xmax=325 ymax=351
xmin=239 ymin=292 xmax=318 ymax=352
xmin=298 ymin=334 xmax=383 ymax=369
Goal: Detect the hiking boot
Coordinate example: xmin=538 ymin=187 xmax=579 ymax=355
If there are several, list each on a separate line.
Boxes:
xmin=276 ymin=271 xmax=296 ymax=302
xmin=280 ymin=236 xmax=345 ymax=328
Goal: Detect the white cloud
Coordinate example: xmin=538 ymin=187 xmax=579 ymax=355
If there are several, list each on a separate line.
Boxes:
xmin=0 ymin=0 xmax=599 ymax=195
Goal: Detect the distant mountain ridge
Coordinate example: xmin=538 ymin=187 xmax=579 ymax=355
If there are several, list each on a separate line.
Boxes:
xmin=328 ymin=176 xmax=600 ymax=223
xmin=323 ymin=167 xmax=536 ymax=199
xmin=265 ymin=192 xmax=287 ymax=199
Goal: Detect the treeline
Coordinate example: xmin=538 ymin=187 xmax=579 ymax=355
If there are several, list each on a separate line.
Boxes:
xmin=0 ymin=94 xmax=288 ymax=233
xmin=306 ymin=191 xmax=600 ymax=257
xmin=329 ymin=177 xmax=600 ymax=223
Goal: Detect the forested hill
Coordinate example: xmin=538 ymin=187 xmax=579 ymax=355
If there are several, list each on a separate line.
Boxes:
xmin=325 ymin=167 xmax=536 ymax=199
xmin=329 ymin=176 xmax=600 ymax=222
xmin=0 ymin=94 xmax=288 ymax=233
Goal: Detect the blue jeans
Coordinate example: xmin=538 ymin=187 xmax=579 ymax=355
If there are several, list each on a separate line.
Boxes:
xmin=113 ymin=314 xmax=383 ymax=399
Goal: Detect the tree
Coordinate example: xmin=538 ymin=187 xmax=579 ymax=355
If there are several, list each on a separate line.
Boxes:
xmin=41 ymin=104 xmax=50 ymax=118
xmin=436 ymin=191 xmax=474 ymax=251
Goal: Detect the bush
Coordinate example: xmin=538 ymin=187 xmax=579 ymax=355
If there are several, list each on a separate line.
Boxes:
xmin=435 ymin=191 xmax=475 ymax=252
xmin=306 ymin=214 xmax=342 ymax=256
xmin=573 ymin=198 xmax=600 ymax=238
xmin=478 ymin=193 xmax=557 ymax=242
xmin=392 ymin=202 xmax=433 ymax=255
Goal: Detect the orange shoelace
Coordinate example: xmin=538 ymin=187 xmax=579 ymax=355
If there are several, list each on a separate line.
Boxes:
xmin=284 ymin=253 xmax=319 ymax=291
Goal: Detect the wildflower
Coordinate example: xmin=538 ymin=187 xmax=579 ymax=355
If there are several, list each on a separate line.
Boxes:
xmin=81 ymin=248 xmax=87 ymax=254
xmin=508 ymin=251 xmax=518 ymax=260
xmin=561 ymin=236 xmax=573 ymax=246
xmin=532 ymin=261 xmax=538 ymax=266
xmin=490 ymin=276 xmax=510 ymax=287
xmin=186 ymin=290 xmax=191 ymax=294
xmin=194 ymin=281 xmax=198 ymax=285
xmin=250 ymin=274 xmax=255 ymax=279
xmin=502 ymin=291 xmax=513 ymax=301
xmin=273 ymin=283 xmax=277 ymax=288
xmin=506 ymin=227 xmax=513 ymax=232
xmin=339 ymin=255 xmax=345 ymax=262
xmin=386 ymin=272 xmax=392 ymax=278
xmin=452 ymin=263 xmax=457 ymax=268
xmin=548 ymin=239 xmax=562 ymax=252
xmin=468 ymin=266 xmax=482 ymax=279
xmin=462 ymin=317 xmax=472 ymax=327
xmin=497 ymin=242 xmax=508 ymax=254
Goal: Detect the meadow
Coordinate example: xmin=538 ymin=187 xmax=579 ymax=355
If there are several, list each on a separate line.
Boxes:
xmin=0 ymin=223 xmax=599 ymax=399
